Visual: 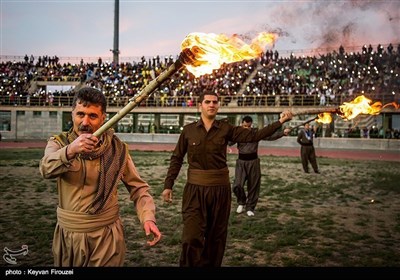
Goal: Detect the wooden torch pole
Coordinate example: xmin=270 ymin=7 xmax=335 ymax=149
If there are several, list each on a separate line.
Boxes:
xmin=93 ymin=51 xmax=195 ymax=138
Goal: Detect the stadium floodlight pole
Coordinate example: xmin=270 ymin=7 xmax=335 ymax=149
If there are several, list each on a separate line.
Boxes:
xmin=112 ymin=0 xmax=120 ymax=65
xmin=93 ymin=49 xmax=196 ymax=138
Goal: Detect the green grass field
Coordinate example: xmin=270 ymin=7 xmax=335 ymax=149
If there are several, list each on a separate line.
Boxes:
xmin=1 ymin=148 xmax=399 ymax=267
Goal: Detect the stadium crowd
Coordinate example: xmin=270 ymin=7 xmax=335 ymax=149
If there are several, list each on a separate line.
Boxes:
xmin=1 ymin=43 xmax=399 ymax=108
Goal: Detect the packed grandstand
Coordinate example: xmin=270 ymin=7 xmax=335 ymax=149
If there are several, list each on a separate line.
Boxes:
xmin=0 ymin=43 xmax=399 ymax=139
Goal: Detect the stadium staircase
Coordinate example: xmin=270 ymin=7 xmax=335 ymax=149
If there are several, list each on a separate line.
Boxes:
xmin=236 ymin=59 xmax=263 ymax=97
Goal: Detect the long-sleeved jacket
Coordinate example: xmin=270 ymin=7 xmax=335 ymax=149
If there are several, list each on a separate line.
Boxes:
xmin=229 ymin=128 xmax=285 ymax=155
xmin=39 ymin=138 xmax=156 ymax=224
xmin=164 ymin=118 xmax=282 ymax=190
xmin=297 ymin=128 xmax=314 ymax=146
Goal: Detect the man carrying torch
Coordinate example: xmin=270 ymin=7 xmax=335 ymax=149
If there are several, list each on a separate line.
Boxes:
xmin=162 ymin=91 xmax=293 ymax=267
xmin=153 ymin=32 xmax=294 ymax=267
xmin=39 ymin=87 xmax=162 ymax=266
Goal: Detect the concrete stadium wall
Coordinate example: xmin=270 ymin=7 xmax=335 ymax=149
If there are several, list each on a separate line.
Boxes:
xmin=116 ymin=133 xmax=400 ymax=151
xmin=1 ymin=110 xmax=62 ymax=140
xmin=1 ymin=107 xmax=399 ymax=151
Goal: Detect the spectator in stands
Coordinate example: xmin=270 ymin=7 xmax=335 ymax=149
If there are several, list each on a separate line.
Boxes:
xmin=362 ymin=127 xmax=369 ymax=138
xmin=139 ymin=123 xmax=145 ymax=133
xmin=387 ymin=43 xmax=393 ymax=54
xmin=394 ymin=129 xmax=399 ymax=139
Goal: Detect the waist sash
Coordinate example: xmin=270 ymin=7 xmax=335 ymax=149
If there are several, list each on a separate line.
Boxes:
xmin=187 ymin=167 xmax=230 ymax=186
xmin=238 ymin=152 xmax=258 ymax=160
xmin=301 ymin=143 xmax=313 ymax=146
xmin=57 ymin=204 xmax=119 ymax=233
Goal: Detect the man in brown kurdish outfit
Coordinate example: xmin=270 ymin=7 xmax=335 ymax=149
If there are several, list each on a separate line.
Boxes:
xmin=230 ymin=115 xmax=291 ymax=217
xmin=162 ymin=91 xmax=293 ymax=267
xmin=297 ymin=122 xmax=320 ymax=174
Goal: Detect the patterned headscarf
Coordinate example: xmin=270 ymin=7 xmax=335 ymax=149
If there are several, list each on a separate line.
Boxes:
xmin=54 ymin=128 xmax=127 ymax=214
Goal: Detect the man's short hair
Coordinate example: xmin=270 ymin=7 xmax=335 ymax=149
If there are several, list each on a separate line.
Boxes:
xmin=72 ymin=87 xmax=107 ymax=113
xmin=242 ymin=116 xmax=253 ymax=123
xmin=198 ymin=91 xmax=219 ymax=103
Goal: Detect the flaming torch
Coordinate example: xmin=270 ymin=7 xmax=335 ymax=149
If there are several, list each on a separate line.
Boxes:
xmin=93 ymin=32 xmax=277 ymax=137
xmin=292 ymin=95 xmax=399 ymax=125
xmin=336 ymin=95 xmax=398 ymax=120
xmin=290 ymin=113 xmax=333 ymax=130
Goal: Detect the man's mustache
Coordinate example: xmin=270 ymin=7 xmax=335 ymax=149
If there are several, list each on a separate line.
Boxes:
xmin=78 ymin=125 xmax=93 ymax=133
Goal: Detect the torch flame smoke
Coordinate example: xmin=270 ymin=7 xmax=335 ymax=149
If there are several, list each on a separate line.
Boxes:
xmin=181 ymin=32 xmax=277 ymax=77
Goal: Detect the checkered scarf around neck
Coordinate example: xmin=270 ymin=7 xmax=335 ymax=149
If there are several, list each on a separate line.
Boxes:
xmin=54 ymin=128 xmax=127 ymax=214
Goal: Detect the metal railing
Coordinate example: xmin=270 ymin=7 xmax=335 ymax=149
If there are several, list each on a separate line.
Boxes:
xmin=1 ymin=92 xmax=398 ymax=108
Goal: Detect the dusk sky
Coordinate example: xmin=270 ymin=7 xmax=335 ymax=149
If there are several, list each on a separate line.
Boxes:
xmin=1 ymin=0 xmax=399 ymax=62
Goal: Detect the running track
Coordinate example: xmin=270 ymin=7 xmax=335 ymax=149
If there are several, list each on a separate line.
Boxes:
xmin=1 ymin=141 xmax=399 ymax=162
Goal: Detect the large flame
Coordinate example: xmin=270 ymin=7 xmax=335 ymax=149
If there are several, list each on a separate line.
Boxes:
xmin=310 ymin=95 xmax=398 ymax=124
xmin=181 ymin=32 xmax=277 ymax=77
xmin=316 ymin=113 xmax=332 ymax=124
xmin=338 ymin=95 xmax=384 ymax=120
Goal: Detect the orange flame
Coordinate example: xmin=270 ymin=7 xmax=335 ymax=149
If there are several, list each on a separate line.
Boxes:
xmin=382 ymin=101 xmax=400 ymax=110
xmin=338 ymin=95 xmax=385 ymax=120
xmin=181 ymin=32 xmax=277 ymax=77
xmin=316 ymin=113 xmax=332 ymax=124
